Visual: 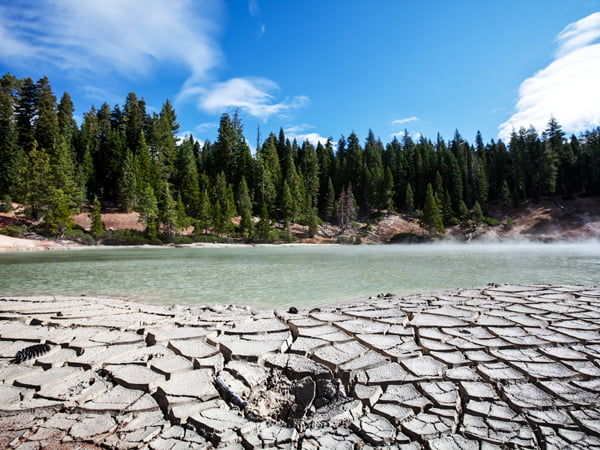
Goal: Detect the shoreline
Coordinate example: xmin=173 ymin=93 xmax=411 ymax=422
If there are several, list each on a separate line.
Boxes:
xmin=2 ymin=233 xmax=599 ymax=253
xmin=1 ymin=284 xmax=599 ymax=447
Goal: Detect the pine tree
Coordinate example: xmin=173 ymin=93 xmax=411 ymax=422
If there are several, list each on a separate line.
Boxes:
xmin=118 ymin=151 xmax=139 ymax=212
xmin=470 ymin=201 xmax=484 ymax=227
xmin=500 ymin=180 xmax=513 ymax=213
xmin=281 ymin=180 xmax=294 ymax=229
xmin=196 ymin=188 xmax=213 ymax=234
xmin=175 ymin=193 xmax=190 ymax=231
xmin=255 ymin=201 xmax=271 ymax=241
xmin=89 ymin=195 xmax=105 ymax=240
xmin=15 ymin=77 xmax=37 ymax=154
xmin=44 ymin=189 xmax=74 ymax=239
xmin=420 ymin=183 xmax=445 ymax=235
xmin=159 ymin=183 xmax=177 ymax=242
xmin=323 ymin=177 xmax=336 ymax=222
xmin=237 ymin=177 xmax=253 ymax=237
xmin=338 ymin=184 xmax=357 ymax=230
xmin=18 ymin=145 xmax=53 ymax=220
xmin=34 ymin=76 xmax=59 ymax=155
xmin=405 ymin=183 xmax=415 ymax=214
xmin=0 ymin=75 xmax=19 ymax=196
xmin=137 ymin=183 xmax=159 ymax=237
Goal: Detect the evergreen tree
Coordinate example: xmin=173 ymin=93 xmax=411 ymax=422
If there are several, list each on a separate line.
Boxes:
xmin=175 ymin=192 xmax=190 ymax=231
xmin=15 ymin=77 xmax=37 ymax=154
xmin=281 ymin=180 xmax=294 ymax=229
xmin=338 ymin=184 xmax=357 ymax=229
xmin=118 ymin=151 xmax=139 ymax=212
xmin=470 ymin=201 xmax=484 ymax=227
xmin=44 ymin=189 xmax=73 ymax=238
xmin=420 ymin=183 xmax=445 ymax=235
xmin=237 ymin=177 xmax=253 ymax=237
xmin=17 ymin=145 xmax=53 ymax=220
xmin=323 ymin=177 xmax=336 ymax=222
xmin=500 ymin=180 xmax=513 ymax=213
xmin=137 ymin=183 xmax=159 ymax=237
xmin=255 ymin=201 xmax=271 ymax=241
xmin=405 ymin=183 xmax=415 ymax=214
xmin=89 ymin=195 xmax=105 ymax=240
xmin=159 ymin=183 xmax=177 ymax=242
xmin=0 ymin=75 xmax=19 ymax=196
xmin=196 ymin=188 xmax=213 ymax=234
xmin=34 ymin=76 xmax=60 ymax=155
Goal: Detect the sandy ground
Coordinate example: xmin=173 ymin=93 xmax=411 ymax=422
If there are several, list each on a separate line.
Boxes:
xmin=0 ymin=235 xmax=65 ymax=250
xmin=1 ymin=196 xmax=599 ymax=250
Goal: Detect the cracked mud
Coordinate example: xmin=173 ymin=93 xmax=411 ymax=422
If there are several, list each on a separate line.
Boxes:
xmin=1 ymin=284 xmax=600 ymax=448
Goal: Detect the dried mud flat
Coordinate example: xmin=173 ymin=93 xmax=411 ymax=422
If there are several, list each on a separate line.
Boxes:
xmin=1 ymin=285 xmax=600 ymax=449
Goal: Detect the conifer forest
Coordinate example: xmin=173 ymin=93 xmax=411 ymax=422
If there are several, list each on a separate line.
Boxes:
xmin=1 ymin=73 xmax=600 ymax=242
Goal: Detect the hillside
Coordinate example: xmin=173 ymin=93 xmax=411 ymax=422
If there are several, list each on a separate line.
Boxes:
xmin=2 ymin=195 xmax=598 ymax=249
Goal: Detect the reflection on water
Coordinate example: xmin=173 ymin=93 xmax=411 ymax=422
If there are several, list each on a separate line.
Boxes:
xmin=0 ymin=243 xmax=599 ymax=308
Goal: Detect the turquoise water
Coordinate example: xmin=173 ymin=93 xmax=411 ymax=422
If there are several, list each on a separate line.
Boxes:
xmin=0 ymin=243 xmax=599 ymax=308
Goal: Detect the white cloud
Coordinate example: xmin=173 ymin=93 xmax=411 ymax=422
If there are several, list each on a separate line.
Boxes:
xmin=283 ymin=124 xmax=330 ymax=147
xmin=288 ymin=133 xmax=330 ymax=146
xmin=391 ymin=130 xmax=422 ymax=141
xmin=0 ymin=1 xmax=304 ymax=122
xmin=499 ymin=12 xmax=600 ymax=140
xmin=391 ymin=116 xmax=419 ymax=126
xmin=194 ymin=122 xmax=219 ymax=133
xmin=187 ymin=77 xmax=309 ymax=120
xmin=177 ymin=133 xmax=204 ymax=146
xmin=0 ymin=0 xmax=221 ymax=82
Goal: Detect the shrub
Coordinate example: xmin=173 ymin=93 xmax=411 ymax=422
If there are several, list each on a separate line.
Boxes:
xmin=102 ymin=229 xmax=154 ymax=246
xmin=0 ymin=195 xmax=12 ymax=213
xmin=64 ymin=228 xmax=96 ymax=245
xmin=483 ymin=216 xmax=500 ymax=226
xmin=0 ymin=225 xmax=25 ymax=238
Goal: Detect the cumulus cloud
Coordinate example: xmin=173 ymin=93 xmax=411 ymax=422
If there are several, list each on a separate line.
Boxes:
xmin=184 ymin=77 xmax=308 ymax=120
xmin=391 ymin=130 xmax=422 ymax=141
xmin=284 ymin=124 xmax=331 ymax=147
xmin=391 ymin=116 xmax=419 ymax=126
xmin=499 ymin=12 xmax=600 ymax=140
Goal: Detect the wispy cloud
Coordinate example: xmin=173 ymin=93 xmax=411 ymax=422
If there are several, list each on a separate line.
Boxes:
xmin=0 ymin=0 xmax=221 ymax=82
xmin=0 ymin=1 xmax=304 ymax=121
xmin=195 ymin=122 xmax=219 ymax=133
xmin=499 ymin=12 xmax=600 ymax=140
xmin=392 ymin=116 xmax=419 ymax=126
xmin=184 ymin=77 xmax=308 ymax=120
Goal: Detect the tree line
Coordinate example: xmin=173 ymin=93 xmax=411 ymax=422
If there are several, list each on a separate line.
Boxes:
xmin=1 ymin=73 xmax=599 ymax=241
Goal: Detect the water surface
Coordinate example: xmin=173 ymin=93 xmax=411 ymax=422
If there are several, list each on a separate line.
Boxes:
xmin=1 ymin=243 xmax=598 ymax=308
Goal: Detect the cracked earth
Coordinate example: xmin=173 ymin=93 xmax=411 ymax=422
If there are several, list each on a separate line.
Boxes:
xmin=1 ymin=284 xmax=600 ymax=448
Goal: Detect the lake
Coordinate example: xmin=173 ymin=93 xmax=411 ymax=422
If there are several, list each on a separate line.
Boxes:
xmin=1 ymin=242 xmax=599 ymax=308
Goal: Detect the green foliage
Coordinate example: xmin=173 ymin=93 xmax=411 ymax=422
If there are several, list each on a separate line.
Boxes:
xmin=3 ymin=73 xmax=600 ymax=245
xmin=483 ymin=216 xmax=500 ymax=226
xmin=420 ymin=184 xmax=445 ymax=235
xmin=0 ymin=224 xmax=25 ymax=237
xmin=237 ymin=177 xmax=253 ymax=237
xmin=102 ymin=229 xmax=159 ymax=246
xmin=255 ymin=201 xmax=271 ymax=241
xmin=43 ymin=189 xmax=74 ymax=238
xmin=64 ymin=227 xmax=95 ymax=245
xmin=89 ymin=195 xmax=105 ymax=239
xmin=0 ymin=195 xmax=12 ymax=212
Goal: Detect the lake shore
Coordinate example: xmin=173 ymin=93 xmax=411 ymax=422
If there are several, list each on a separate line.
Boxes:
xmin=1 ymin=284 xmax=599 ymax=448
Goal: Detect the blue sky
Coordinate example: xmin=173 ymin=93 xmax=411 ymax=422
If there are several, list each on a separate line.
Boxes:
xmin=1 ymin=1 xmax=599 ymax=148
